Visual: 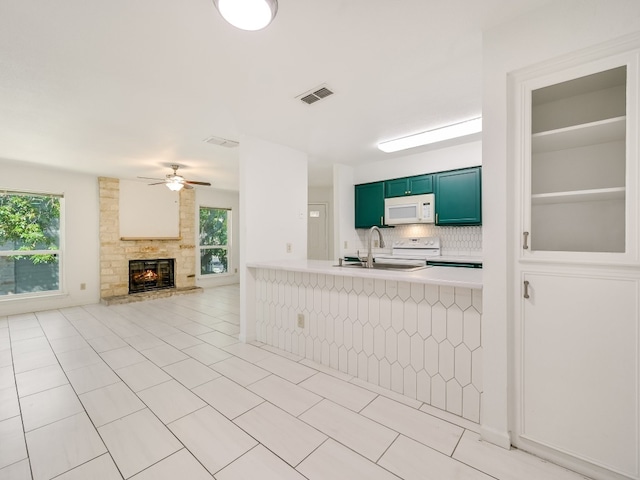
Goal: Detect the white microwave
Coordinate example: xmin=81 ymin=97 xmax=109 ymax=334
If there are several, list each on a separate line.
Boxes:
xmin=384 ymin=193 xmax=435 ymax=225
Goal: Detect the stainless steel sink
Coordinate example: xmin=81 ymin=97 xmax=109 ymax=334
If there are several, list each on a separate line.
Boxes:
xmin=333 ymin=262 xmax=430 ymax=272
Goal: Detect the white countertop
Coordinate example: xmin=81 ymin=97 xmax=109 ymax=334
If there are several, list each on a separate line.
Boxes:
xmin=247 ymin=259 xmax=482 ymax=289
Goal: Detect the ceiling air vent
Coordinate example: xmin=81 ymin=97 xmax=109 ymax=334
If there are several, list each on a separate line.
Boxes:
xmin=301 ymin=93 xmax=321 ymax=105
xmin=296 ymin=84 xmax=334 ymax=105
xmin=203 ymin=135 xmax=239 ymax=148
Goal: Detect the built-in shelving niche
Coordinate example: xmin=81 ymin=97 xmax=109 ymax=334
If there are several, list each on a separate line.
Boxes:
xmin=530 ymin=65 xmax=627 ymax=253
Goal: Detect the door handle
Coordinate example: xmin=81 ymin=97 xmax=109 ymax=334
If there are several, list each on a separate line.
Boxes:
xmin=523 ymin=232 xmax=529 ymax=250
xmin=523 ymin=280 xmax=530 ymax=299
xmin=380 ymin=216 xmax=383 ymax=226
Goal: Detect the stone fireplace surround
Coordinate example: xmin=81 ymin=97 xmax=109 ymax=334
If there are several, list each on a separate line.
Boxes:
xmin=99 ymin=177 xmax=201 ymax=304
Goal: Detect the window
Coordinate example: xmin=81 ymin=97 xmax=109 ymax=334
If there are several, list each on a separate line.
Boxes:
xmin=199 ymin=207 xmax=230 ymax=276
xmin=0 ymin=192 xmax=62 ymax=297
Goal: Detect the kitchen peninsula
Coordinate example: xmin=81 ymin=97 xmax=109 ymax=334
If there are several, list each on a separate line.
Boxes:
xmin=247 ymin=259 xmax=483 ymax=423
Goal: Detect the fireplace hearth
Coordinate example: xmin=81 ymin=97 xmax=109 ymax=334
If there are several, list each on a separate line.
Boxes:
xmin=129 ymin=259 xmax=175 ymax=294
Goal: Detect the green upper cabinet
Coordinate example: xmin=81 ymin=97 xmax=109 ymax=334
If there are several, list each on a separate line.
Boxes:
xmin=355 ymin=181 xmax=385 ymax=228
xmin=408 ymin=174 xmax=433 ymax=195
xmin=435 ymin=167 xmax=482 ymax=225
xmin=355 ymin=169 xmax=480 ymax=228
xmin=385 ymin=174 xmax=433 ymax=198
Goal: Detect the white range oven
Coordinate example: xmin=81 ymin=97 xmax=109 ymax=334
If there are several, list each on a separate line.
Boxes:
xmin=375 ymin=237 xmax=482 ymax=268
xmin=375 ymin=237 xmax=441 ymax=267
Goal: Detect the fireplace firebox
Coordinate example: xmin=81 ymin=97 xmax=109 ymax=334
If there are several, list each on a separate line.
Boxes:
xmin=129 ymin=259 xmax=175 ymax=294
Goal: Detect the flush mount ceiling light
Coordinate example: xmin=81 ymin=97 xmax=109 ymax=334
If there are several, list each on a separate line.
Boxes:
xmin=378 ymin=117 xmax=482 ymax=153
xmin=212 ymin=0 xmax=278 ymax=31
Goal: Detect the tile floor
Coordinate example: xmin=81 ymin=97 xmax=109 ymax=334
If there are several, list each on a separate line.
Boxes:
xmin=0 ymin=285 xmax=592 ymax=480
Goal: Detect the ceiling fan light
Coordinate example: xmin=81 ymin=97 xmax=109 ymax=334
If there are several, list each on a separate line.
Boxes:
xmin=213 ymin=0 xmax=277 ymax=31
xmin=166 ymin=181 xmax=184 ymax=192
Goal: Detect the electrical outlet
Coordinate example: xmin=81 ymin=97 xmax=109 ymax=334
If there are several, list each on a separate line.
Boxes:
xmin=297 ymin=313 xmax=305 ymax=328
xmin=374 ymin=239 xmax=379 ymax=248
xmin=80 ymin=283 xmax=86 ymax=290
xmin=344 ymin=241 xmax=348 ymax=249
xmin=286 ymin=243 xmax=292 ymax=253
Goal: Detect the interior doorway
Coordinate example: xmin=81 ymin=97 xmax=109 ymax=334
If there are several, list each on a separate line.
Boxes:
xmin=307 ymin=203 xmax=329 ymax=260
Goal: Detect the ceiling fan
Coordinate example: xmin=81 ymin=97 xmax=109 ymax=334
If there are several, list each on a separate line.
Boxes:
xmin=138 ymin=164 xmax=211 ymax=191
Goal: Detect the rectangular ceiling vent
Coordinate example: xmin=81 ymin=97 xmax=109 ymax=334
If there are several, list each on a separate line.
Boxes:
xmin=296 ymin=84 xmax=334 ymax=105
xmin=203 ymin=135 xmax=239 ymax=148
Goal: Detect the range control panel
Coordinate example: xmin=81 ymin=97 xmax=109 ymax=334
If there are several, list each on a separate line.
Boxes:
xmin=391 ymin=237 xmax=441 ymax=257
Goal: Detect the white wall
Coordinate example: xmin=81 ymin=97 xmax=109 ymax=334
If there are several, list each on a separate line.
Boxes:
xmin=353 ymin=140 xmax=482 ymax=185
xmin=0 ymin=160 xmax=100 ymax=315
xmin=239 ymin=136 xmax=308 ymax=342
xmin=482 ymin=0 xmax=640 ymax=449
xmin=333 ymin=164 xmax=355 ymax=259
xmin=196 ymin=188 xmax=240 ymax=288
xmin=119 ymin=179 xmax=179 ymax=238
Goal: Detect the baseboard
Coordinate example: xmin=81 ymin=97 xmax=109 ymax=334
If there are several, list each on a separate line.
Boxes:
xmin=480 ymin=425 xmax=512 ymax=450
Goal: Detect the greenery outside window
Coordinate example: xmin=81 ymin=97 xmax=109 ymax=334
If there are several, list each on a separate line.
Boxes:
xmin=199 ymin=207 xmax=230 ymax=276
xmin=0 ymin=192 xmax=62 ymax=297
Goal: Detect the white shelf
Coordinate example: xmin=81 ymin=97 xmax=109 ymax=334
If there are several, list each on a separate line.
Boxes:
xmin=531 ymin=187 xmax=625 ymax=205
xmin=532 ymin=116 xmax=625 ymax=153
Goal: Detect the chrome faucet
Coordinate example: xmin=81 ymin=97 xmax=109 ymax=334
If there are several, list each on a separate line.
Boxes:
xmin=366 ymin=226 xmax=385 ymax=268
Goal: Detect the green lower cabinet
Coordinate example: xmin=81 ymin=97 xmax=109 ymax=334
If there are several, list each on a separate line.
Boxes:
xmin=435 ymin=167 xmax=482 ymax=225
xmin=355 ymin=181 xmax=385 ymax=228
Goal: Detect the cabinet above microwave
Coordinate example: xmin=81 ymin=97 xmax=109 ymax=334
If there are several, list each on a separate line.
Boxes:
xmin=385 ymin=174 xmax=433 ymax=197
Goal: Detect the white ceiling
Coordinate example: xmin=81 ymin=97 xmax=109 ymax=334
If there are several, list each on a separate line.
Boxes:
xmin=0 ymin=0 xmax=549 ymax=190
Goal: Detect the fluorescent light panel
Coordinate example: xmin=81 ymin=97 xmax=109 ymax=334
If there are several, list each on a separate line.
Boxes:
xmin=378 ymin=117 xmax=482 ymax=153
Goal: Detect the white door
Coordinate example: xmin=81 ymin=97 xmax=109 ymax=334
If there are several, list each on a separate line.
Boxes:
xmin=307 ymin=203 xmax=328 ymax=260
xmin=518 ymin=272 xmax=639 ymax=478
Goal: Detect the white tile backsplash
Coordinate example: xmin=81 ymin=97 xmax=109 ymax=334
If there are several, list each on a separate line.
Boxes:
xmin=354 ymin=225 xmax=482 ymax=256
xmin=254 ymin=268 xmax=483 ymax=423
